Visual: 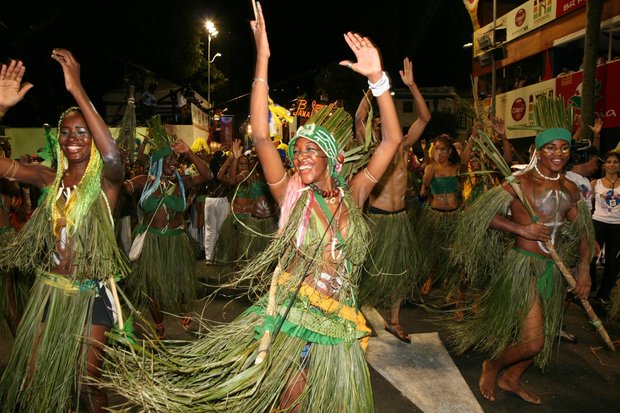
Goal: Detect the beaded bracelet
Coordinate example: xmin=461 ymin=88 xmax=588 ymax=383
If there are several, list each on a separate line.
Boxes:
xmin=368 ymin=71 xmax=391 ymax=97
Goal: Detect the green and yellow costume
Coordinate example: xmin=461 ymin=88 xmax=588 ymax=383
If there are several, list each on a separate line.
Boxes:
xmin=101 ymin=183 xmax=374 ymax=412
xmin=0 ymin=135 xmax=128 ymax=411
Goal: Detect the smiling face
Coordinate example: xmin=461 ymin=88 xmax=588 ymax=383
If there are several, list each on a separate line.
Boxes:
xmin=604 ymin=153 xmax=620 ymax=176
xmin=58 ymin=110 xmax=92 ymax=165
xmin=537 ymin=139 xmax=571 ymax=175
xmin=292 ymin=137 xmax=329 ymax=185
xmin=163 ymin=154 xmax=180 ymax=177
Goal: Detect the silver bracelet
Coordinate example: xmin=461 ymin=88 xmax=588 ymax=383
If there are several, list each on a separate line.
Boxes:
xmin=252 ymin=77 xmax=269 ymax=91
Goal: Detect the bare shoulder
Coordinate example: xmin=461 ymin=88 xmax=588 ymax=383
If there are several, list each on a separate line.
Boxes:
xmin=562 ymin=176 xmax=581 ymax=203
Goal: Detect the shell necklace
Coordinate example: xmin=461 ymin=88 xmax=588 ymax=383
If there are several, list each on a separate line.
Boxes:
xmin=534 ymin=164 xmax=561 ymax=181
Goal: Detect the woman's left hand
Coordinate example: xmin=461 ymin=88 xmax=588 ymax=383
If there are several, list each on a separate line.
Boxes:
xmin=51 ymin=49 xmax=82 ymax=94
xmin=340 ymin=32 xmax=383 ymax=82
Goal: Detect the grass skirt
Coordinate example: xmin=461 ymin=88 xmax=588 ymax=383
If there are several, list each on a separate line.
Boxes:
xmin=100 ymin=282 xmax=373 ymax=412
xmin=0 ymin=227 xmax=31 ymax=322
xmin=448 ymin=248 xmax=565 ymax=368
xmin=416 ymin=206 xmax=462 ymax=288
xmin=0 ymin=272 xmax=97 ymax=412
xmin=358 ymin=210 xmax=422 ymax=309
xmin=125 ymin=228 xmax=197 ymax=313
xmin=214 ymin=213 xmax=277 ymax=266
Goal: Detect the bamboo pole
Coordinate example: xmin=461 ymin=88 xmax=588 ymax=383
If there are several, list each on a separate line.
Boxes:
xmin=545 ymin=241 xmax=615 ymax=351
xmin=255 ymin=264 xmax=281 ymax=365
xmin=108 ymin=277 xmax=124 ymax=330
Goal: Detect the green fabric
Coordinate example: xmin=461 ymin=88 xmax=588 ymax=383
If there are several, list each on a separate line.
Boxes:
xmin=513 ymin=247 xmax=554 ymax=300
xmin=247 ymin=180 xmax=269 ymax=199
xmin=535 ymin=127 xmax=571 ymax=149
xmin=151 ymin=145 xmax=173 ymax=162
xmin=141 ymin=193 xmax=185 ymax=213
xmin=430 ymin=176 xmax=459 ymax=195
xmin=288 ymin=124 xmax=340 ymax=176
xmin=249 ymin=301 xmax=356 ymax=345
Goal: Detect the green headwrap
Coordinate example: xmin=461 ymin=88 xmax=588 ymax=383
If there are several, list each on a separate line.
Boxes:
xmin=288 ymin=124 xmax=339 ymax=176
xmin=535 ymin=127 xmax=572 ymax=149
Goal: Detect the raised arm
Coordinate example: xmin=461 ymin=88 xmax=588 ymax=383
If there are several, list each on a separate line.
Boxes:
xmin=51 ymin=49 xmax=124 ymax=187
xmin=354 ymin=89 xmax=373 ymax=146
xmin=217 ymin=139 xmax=247 ymax=186
xmin=491 ymin=116 xmax=513 ymax=165
xmin=343 ymin=33 xmax=403 ymax=207
xmin=400 ymin=57 xmax=430 ymax=148
xmin=249 ymin=2 xmax=288 ymax=204
xmin=0 ymin=59 xmax=54 ymax=187
xmin=172 ymin=140 xmax=213 ymax=187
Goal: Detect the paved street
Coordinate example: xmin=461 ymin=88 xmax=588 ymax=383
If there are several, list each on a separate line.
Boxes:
xmin=1 ymin=262 xmax=619 ymax=412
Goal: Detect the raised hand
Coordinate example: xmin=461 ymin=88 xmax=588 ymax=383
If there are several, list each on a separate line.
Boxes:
xmin=588 ymin=114 xmax=603 ymax=136
xmin=51 ymin=49 xmax=82 ymax=94
xmin=172 ymin=140 xmax=191 ymax=155
xmin=250 ymin=2 xmax=270 ymax=59
xmin=399 ymin=57 xmax=416 ymax=88
xmin=231 ymin=139 xmax=243 ymax=159
xmin=340 ymin=32 xmax=382 ymax=81
xmin=0 ymin=59 xmax=34 ymax=112
xmin=491 ymin=116 xmax=506 ymax=136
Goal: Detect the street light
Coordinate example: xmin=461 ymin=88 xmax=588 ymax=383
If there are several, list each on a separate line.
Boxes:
xmin=210 ymin=52 xmax=222 ymax=63
xmin=205 ymin=20 xmax=219 ymax=108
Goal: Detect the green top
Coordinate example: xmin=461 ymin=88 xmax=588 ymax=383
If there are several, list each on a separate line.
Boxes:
xmin=141 ymin=193 xmax=185 ymax=213
xmin=431 ymin=176 xmax=459 ymax=195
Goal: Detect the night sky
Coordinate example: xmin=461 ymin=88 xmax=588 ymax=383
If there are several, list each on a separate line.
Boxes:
xmin=1 ymin=0 xmax=479 ymax=126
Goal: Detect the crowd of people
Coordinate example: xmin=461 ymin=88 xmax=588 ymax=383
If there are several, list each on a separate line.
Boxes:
xmin=0 ymin=2 xmax=618 ymax=412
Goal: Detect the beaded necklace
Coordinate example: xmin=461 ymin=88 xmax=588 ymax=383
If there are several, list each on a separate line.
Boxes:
xmin=309 ymin=181 xmax=341 ymax=204
xmin=534 ymin=163 xmax=561 ymax=181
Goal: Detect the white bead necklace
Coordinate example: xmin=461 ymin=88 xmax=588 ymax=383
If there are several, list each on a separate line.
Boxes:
xmin=534 ymin=164 xmax=560 ymax=181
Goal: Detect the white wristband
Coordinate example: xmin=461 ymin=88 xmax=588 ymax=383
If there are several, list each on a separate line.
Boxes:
xmin=368 ymin=71 xmax=391 ymax=97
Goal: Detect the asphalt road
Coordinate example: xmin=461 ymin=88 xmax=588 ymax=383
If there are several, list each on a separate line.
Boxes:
xmin=1 ymin=263 xmax=619 ymax=412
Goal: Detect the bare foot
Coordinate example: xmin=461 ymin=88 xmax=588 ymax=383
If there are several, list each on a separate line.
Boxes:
xmin=497 ymin=374 xmax=541 ymax=404
xmin=385 ymin=322 xmax=411 ymax=343
xmin=479 ymin=359 xmax=499 ymax=401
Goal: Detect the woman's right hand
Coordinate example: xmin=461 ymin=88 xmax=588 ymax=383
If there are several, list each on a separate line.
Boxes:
xmin=231 ymin=139 xmax=243 ymax=159
xmin=250 ymin=2 xmax=270 ymax=59
xmin=0 ymin=59 xmax=33 ymax=112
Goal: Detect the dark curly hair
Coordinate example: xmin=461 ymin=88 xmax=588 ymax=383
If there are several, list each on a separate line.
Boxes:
xmin=430 ymin=134 xmax=460 ymax=165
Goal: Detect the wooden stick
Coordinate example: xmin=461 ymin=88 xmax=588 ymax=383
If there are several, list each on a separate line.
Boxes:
xmin=545 ymin=241 xmax=615 ymax=351
xmin=108 ymin=277 xmax=124 ymax=330
xmin=255 ymin=264 xmax=281 ymax=365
